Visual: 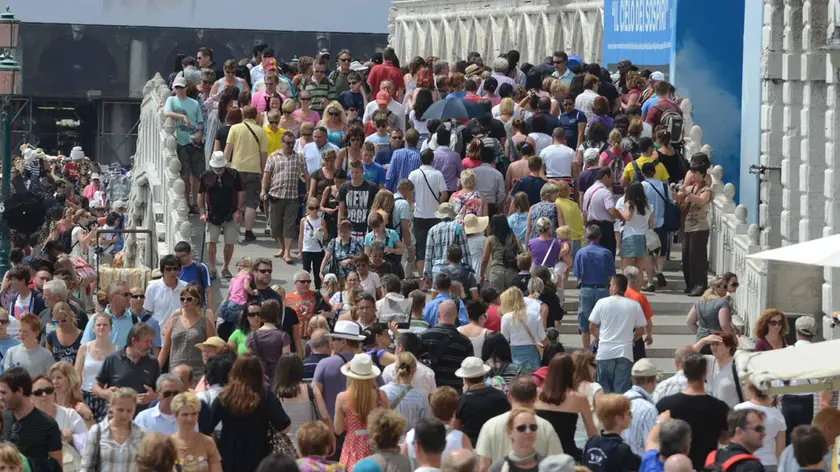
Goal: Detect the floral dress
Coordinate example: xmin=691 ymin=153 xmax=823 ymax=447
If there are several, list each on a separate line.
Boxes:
xmin=340 ymin=403 xmax=371 ymax=472
xmin=529 ymin=201 xmax=558 ymax=235
xmin=450 ymin=190 xmax=483 ymax=223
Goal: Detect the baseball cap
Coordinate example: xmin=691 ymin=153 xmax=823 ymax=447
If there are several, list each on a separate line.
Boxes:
xmin=91 ymin=173 xmax=100 ymax=180
xmin=318 ymin=48 xmax=330 ymax=57
xmin=631 ymin=358 xmax=660 ymax=377
xmin=173 ymin=76 xmax=187 ymax=88
xmin=376 ymin=90 xmax=392 ymax=105
xmin=263 ymin=57 xmax=278 ymax=71
xmin=650 ymin=71 xmax=665 ymax=81
xmin=795 ymin=315 xmax=816 ymax=336
xmin=583 ymin=148 xmax=600 ymax=163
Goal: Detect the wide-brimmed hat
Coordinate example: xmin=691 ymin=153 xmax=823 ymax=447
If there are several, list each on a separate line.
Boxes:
xmin=349 ymin=60 xmax=368 ymax=72
xmin=464 ymin=214 xmax=489 ymax=235
xmin=209 ymin=151 xmax=228 ymax=168
xmin=434 ymin=202 xmax=457 ymax=220
xmin=455 ymin=356 xmax=491 ymax=379
xmin=465 ymin=64 xmax=481 ymax=76
xmin=341 ymin=353 xmax=381 ymax=380
xmin=326 ymin=320 xmax=367 ymax=341
xmin=195 ymin=336 xmax=226 ymax=351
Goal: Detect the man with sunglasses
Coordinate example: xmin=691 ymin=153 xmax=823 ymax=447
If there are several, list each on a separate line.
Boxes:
xmin=143 ymin=255 xmax=188 ymax=328
xmin=128 ymin=286 xmax=162 ymax=356
xmin=551 ymin=50 xmax=575 ymax=86
xmin=330 ymin=49 xmax=354 ymax=95
xmin=338 ymin=71 xmax=366 ymax=113
xmin=0 ymin=368 xmax=62 ymax=470
xmin=303 ymin=60 xmax=336 ymax=114
xmin=705 ymin=409 xmax=766 ymax=472
xmin=262 ymin=130 xmax=310 ymax=262
xmin=134 ymin=373 xmax=191 ymax=435
xmin=374 ymin=129 xmax=404 ymax=172
xmin=253 ymin=69 xmax=286 ymax=115
xmin=79 ymin=281 xmax=138 ymax=348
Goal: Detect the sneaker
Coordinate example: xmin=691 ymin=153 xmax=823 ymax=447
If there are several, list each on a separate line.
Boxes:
xmin=656 ymin=272 xmax=667 ymax=287
xmin=244 ymin=231 xmax=257 ymax=242
xmin=264 ymin=228 xmax=271 ymax=235
xmin=642 ymin=283 xmax=656 ymax=293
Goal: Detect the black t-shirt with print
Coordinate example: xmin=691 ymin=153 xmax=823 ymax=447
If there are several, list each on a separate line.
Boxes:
xmin=337 ymin=180 xmax=378 ymax=234
xmin=2 ymin=407 xmax=62 ymax=462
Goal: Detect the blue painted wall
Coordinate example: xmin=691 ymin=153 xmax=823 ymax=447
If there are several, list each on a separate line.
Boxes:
xmin=603 ymin=0 xmax=677 ymax=67
xmin=738 ymin=0 xmax=765 ymax=223
xmin=671 ymin=0 xmax=746 ymax=199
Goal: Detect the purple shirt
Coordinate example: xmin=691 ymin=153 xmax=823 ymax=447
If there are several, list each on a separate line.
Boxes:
xmin=312 ymin=351 xmax=384 ymax=419
xmin=528 ymin=238 xmax=561 ymax=267
xmin=432 ymin=147 xmax=464 ymax=192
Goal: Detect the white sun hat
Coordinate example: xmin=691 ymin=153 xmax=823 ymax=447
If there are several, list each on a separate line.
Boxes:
xmin=341 ymin=353 xmax=381 ymax=380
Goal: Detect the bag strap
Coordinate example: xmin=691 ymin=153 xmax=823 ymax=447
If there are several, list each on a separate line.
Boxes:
xmin=519 ymin=317 xmax=540 ymax=347
xmin=419 ymin=168 xmax=440 ymax=203
xmin=721 ymin=453 xmax=760 ymax=472
xmin=541 ymin=240 xmax=556 ymax=266
xmin=306 ymin=383 xmax=320 ymax=420
xmin=305 ymin=219 xmax=324 ymax=249
xmin=244 ymin=122 xmax=261 ymax=147
xmin=649 ymin=180 xmax=669 ymax=205
xmin=390 ymin=385 xmax=413 ymax=409
xmin=631 ymin=159 xmax=642 ymax=178
xmin=731 ymin=361 xmax=745 ymax=404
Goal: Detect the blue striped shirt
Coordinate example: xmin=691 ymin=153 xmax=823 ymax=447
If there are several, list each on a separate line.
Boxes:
xmin=385 ymin=147 xmax=421 ymax=192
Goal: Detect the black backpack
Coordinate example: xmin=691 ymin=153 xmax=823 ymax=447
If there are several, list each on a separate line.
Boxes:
xmin=500 ymin=235 xmax=519 ymax=269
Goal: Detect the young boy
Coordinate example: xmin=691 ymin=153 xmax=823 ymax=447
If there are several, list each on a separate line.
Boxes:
xmin=365 ymin=114 xmax=391 ymax=150
xmin=368 ymin=241 xmax=393 ymax=277
xmin=583 ymin=394 xmax=641 ymax=472
xmin=791 ymin=425 xmax=829 ymax=471
xmin=513 ymin=252 xmax=532 ymax=293
xmin=408 ymin=289 xmax=429 ymax=334
xmin=440 ymin=245 xmax=479 ymax=300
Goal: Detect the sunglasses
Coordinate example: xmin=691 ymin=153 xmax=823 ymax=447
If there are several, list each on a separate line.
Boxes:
xmin=296 ymin=279 xmax=312 ymax=284
xmin=164 ymin=266 xmax=179 ymax=272
xmin=283 ymin=140 xmax=295 ymax=145
xmin=131 ymin=294 xmax=145 ymax=299
xmin=300 ymin=97 xmax=311 ymax=101
xmin=340 ymin=58 xmax=351 ymax=62
xmin=118 ymin=292 xmax=131 ymax=297
xmin=247 ymin=311 xmax=261 ymax=317
xmin=161 ymin=391 xmax=179 ymax=399
xmin=269 ymin=121 xmax=280 ymax=125
xmin=729 ymin=282 xmax=740 ymax=287
xmin=349 ymin=81 xmax=359 ymax=86
xmin=747 ymin=425 xmax=766 ymax=433
xmin=0 ymin=319 xmax=9 ymax=325
xmin=256 ymin=268 xmax=272 ymax=274
xmin=33 ymin=387 xmax=55 ymax=397
xmin=768 ymin=319 xmax=783 ymax=326
xmin=329 ymin=112 xmax=340 ymax=117
xmin=302 ymin=133 xmax=313 ymax=137
xmin=53 ymin=318 xmax=69 ymax=324
xmin=202 ymin=80 xmax=214 ymax=85
xmin=180 ymin=296 xmax=196 ymax=303
xmin=515 ymin=424 xmax=538 ymax=433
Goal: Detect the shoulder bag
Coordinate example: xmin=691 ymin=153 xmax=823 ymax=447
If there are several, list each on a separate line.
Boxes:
xmin=419 ymin=168 xmax=440 ymax=203
xmin=389 ymin=385 xmax=414 ymax=409
xmin=649 ymin=180 xmax=681 ymax=232
xmin=519 ymin=317 xmax=545 ymax=358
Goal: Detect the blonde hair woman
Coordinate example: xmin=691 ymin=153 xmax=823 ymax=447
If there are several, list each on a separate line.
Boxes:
xmin=49 ymin=361 xmax=94 ymax=428
xmin=380 ymin=352 xmax=430 ymax=432
xmin=80 ymin=387 xmax=146 ymax=471
xmin=370 ymin=189 xmax=395 ymax=225
xmin=46 ymin=301 xmax=83 ymax=365
xmin=278 ymin=98 xmax=299 ymax=137
xmin=450 ymin=169 xmax=487 ymax=222
xmin=335 ymin=353 xmax=388 ymax=471
xmin=685 ymin=276 xmax=733 ymax=348
xmin=571 ymin=350 xmax=603 ymax=448
xmin=500 ymin=287 xmax=547 ymax=370
xmin=498 ymin=97 xmax=516 ymax=124
xmin=0 ymin=443 xmax=25 ymax=472
xmin=319 ymin=101 xmax=348 ymax=147
xmin=171 ymin=392 xmax=222 ymax=472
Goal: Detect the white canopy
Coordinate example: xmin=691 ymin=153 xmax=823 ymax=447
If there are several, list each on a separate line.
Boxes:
xmin=747 ymin=234 xmax=840 ymax=268
xmin=737 ymin=340 xmax=840 ymax=395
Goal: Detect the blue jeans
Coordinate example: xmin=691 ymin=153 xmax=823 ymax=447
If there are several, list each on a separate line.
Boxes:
xmin=578 ymin=287 xmax=609 ymax=333
xmin=596 ymin=357 xmax=633 ymax=394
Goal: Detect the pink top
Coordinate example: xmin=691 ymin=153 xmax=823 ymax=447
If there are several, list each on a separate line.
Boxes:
xmin=253 ymin=89 xmax=286 ymax=113
xmin=228 ymin=272 xmax=251 ymax=305
xmin=293 ymin=109 xmax=321 ymax=125
xmin=462 ymin=157 xmax=482 ymax=169
xmin=82 ymin=183 xmax=98 ymax=201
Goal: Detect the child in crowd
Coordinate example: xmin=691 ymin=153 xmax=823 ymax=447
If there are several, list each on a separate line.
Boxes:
xmin=364 ymin=115 xmax=391 ymax=150
xmin=582 ymin=394 xmax=640 ymax=472
xmin=481 ymin=287 xmax=502 ymax=332
xmin=408 ymin=289 xmax=429 ymax=334
xmin=513 ymin=252 xmax=532 ymax=293
xmin=321 ymin=273 xmax=340 ymax=301
xmin=368 ymin=241 xmax=393 ymax=277
xmin=218 ymin=257 xmax=257 ymax=324
xmin=450 ymin=281 xmax=465 ymax=302
xmin=555 ymin=225 xmax=573 ymax=300
xmin=299 ymin=197 xmax=326 ymax=290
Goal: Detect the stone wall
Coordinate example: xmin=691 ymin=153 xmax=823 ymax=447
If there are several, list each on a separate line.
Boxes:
xmin=388 ymin=0 xmax=603 ymax=64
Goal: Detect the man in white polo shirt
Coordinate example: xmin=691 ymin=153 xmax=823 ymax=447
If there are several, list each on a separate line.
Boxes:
xmin=143 ymin=254 xmax=188 ymax=327
xmin=540 ymin=128 xmax=577 ymax=183
xmin=409 ymin=149 xmax=447 ymax=282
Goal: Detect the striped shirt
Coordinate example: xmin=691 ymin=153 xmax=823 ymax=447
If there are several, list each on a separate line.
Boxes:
xmin=419 ymin=324 xmax=473 ymax=392
xmin=652 ymin=371 xmax=688 ymax=404
xmin=622 ymin=386 xmax=658 ymax=456
xmin=380 ymin=383 xmax=431 ymax=432
xmin=303 ymin=78 xmax=336 ymax=113
xmin=80 ymin=420 xmax=145 ymax=472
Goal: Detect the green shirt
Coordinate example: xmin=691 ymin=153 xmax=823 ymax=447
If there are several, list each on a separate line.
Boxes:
xmin=229 ymin=329 xmax=250 ymax=355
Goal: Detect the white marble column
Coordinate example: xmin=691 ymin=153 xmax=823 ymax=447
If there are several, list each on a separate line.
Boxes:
xmin=761 ymin=0 xmax=786 ymax=248
xmin=781 ymin=0 xmax=805 ymax=245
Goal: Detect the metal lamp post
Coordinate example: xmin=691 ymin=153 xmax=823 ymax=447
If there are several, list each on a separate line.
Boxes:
xmin=0 ymin=7 xmax=20 ymax=278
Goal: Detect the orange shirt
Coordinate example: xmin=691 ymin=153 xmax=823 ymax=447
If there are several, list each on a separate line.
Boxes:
xmin=285 ymin=290 xmax=322 ymax=335
xmin=625 ymin=288 xmax=653 ymax=319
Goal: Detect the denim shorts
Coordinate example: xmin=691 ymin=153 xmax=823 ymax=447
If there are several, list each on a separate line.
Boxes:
xmin=621 ymin=234 xmax=648 ymax=258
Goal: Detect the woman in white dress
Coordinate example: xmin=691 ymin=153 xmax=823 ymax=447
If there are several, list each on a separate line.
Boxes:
xmin=74 ymin=313 xmax=117 ymax=423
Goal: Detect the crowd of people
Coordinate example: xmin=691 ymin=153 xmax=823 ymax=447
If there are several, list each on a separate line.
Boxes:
xmin=0 ymin=42 xmax=830 ymax=472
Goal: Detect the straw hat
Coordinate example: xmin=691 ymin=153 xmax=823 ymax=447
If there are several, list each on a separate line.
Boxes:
xmin=195 ymin=336 xmax=226 ymax=351
xmin=434 ymin=202 xmax=457 ymax=220
xmin=340 ymin=353 xmax=381 ymax=380
xmin=463 ymin=214 xmax=489 ymax=235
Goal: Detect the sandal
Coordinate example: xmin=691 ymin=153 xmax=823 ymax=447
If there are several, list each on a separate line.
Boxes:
xmin=209 ymin=270 xmax=218 ymax=280
xmin=221 ymin=268 xmax=233 ymax=279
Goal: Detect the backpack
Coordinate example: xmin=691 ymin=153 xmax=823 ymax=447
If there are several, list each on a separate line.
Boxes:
xmin=604 ymin=148 xmax=627 ymax=194
xmin=655 ymin=104 xmax=684 ymax=144
xmin=704 ymin=449 xmax=761 ymax=472
xmin=500 ymin=234 xmax=519 ymax=269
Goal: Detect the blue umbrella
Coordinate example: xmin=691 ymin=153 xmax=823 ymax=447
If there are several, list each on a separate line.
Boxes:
xmin=421 ymin=97 xmax=488 ymax=121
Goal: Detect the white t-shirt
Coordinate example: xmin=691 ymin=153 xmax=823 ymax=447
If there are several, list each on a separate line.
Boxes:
xmin=143 ymin=279 xmax=188 ymax=327
xmin=475 ymin=411 xmax=564 ymax=464
xmin=501 ymin=309 xmax=546 ymax=347
xmin=540 ymin=144 xmax=576 ymax=178
xmin=409 ymin=165 xmax=447 ymax=219
xmin=328 ymin=291 xmax=351 ymax=316
xmin=705 ymin=355 xmax=741 ymax=407
xmin=70 ymin=226 xmax=86 ymax=257
xmin=492 ymin=102 xmax=521 ymax=119
xmin=301 ymin=215 xmax=325 ymax=253
xmin=734 ymin=401 xmax=787 ymax=466
xmin=302 ymin=141 xmax=340 ymax=174
xmin=359 ymin=272 xmax=381 ymax=297
xmin=616 ymin=199 xmax=652 ymax=237
xmin=589 ymin=296 xmax=646 ymax=361
xmin=529 ymin=133 xmax=553 ymax=155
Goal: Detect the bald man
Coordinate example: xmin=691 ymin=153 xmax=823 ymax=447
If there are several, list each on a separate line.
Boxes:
xmin=443 ymin=449 xmax=478 ymax=472
xmin=663 ymin=454 xmax=693 ymax=472
xmin=420 ymin=299 xmax=473 ymax=392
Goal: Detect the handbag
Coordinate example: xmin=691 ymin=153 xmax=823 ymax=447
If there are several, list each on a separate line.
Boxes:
xmin=645 ymin=229 xmax=662 ymax=252
xmin=519 ymin=317 xmax=545 ymax=358
xmin=267 ymin=424 xmax=298 ymax=458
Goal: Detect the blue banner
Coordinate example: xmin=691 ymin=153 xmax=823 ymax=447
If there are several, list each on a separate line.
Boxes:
xmin=603 ymin=0 xmax=676 ymax=66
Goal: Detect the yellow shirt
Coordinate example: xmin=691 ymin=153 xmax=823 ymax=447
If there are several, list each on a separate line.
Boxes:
xmin=227 ymin=119 xmax=268 ymax=174
xmin=622 ymin=155 xmax=670 ymax=182
xmin=264 ymin=125 xmax=286 ymax=156
xmin=555 ymin=197 xmax=584 ymax=241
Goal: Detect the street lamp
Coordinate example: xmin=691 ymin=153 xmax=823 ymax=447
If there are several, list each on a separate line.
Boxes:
xmin=0 ymin=6 xmax=20 ymax=278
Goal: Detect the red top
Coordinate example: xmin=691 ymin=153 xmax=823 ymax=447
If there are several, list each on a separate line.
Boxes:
xmin=625 ymin=288 xmax=653 ymax=319
xmin=484 ymin=306 xmax=501 ymax=332
xmin=645 ymin=99 xmax=683 ymax=128
xmin=366 ymin=61 xmax=405 ymax=97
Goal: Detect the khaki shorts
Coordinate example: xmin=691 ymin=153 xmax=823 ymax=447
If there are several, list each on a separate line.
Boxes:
xmin=240 ymin=172 xmax=262 ymax=209
xmin=270 ymin=198 xmax=298 ymax=238
xmin=207 ymin=219 xmax=239 ymax=244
